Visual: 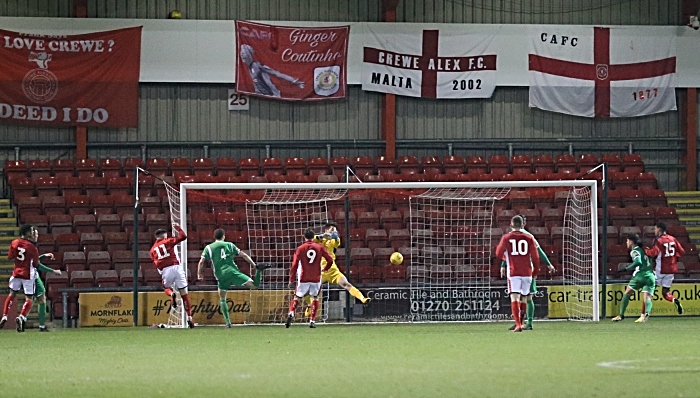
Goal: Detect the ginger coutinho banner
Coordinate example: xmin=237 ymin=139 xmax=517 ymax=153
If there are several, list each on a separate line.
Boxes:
xmin=0 ymin=27 xmax=142 ymax=127
xmin=79 ymin=290 xmax=302 ymax=327
xmin=547 ymin=283 xmax=700 ymax=319
xmin=235 ymin=21 xmax=349 ymax=101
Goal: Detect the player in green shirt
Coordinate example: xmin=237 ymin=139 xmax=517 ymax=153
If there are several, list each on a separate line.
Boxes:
xmin=35 ymin=253 xmax=62 ymax=331
xmin=502 ymin=215 xmax=555 ymax=330
xmin=197 ymin=228 xmax=271 ymax=327
xmin=612 ymin=233 xmax=656 ymax=323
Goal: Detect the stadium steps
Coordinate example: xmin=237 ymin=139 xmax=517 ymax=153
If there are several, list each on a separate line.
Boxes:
xmin=667 ymin=191 xmax=700 ymax=245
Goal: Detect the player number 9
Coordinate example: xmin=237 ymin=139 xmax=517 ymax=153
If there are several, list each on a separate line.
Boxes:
xmin=307 ymin=249 xmax=317 ymax=263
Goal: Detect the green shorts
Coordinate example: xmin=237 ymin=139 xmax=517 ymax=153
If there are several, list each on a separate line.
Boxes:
xmin=628 ymin=273 xmax=656 ymax=294
xmin=34 ymin=277 xmax=45 ymax=297
xmin=529 ymin=279 xmax=537 ymax=294
xmin=216 ymin=268 xmax=252 ymax=290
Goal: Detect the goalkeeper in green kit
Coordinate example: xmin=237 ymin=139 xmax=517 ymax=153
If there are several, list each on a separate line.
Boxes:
xmin=612 ymin=233 xmax=656 ymax=323
xmin=197 ymin=229 xmax=271 ymax=327
xmin=35 ymin=253 xmax=62 ymax=331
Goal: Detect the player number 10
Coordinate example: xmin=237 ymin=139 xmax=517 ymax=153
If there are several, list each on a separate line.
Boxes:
xmin=508 ymin=239 xmax=529 ymax=255
xmin=632 ymin=88 xmax=658 ymax=101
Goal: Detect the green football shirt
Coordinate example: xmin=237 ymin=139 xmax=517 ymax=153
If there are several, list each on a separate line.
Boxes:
xmin=202 ymin=240 xmax=241 ymax=277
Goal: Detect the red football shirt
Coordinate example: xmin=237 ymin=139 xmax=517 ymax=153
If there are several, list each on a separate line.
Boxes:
xmin=149 ymin=226 xmax=187 ymax=271
xmin=645 ymin=234 xmax=685 ymax=274
xmin=495 ymin=230 xmax=540 ymax=277
xmin=8 ymin=238 xmax=39 ymax=279
xmin=290 ymin=240 xmax=334 ymax=284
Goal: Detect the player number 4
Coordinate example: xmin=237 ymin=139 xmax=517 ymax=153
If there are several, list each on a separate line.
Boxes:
xmin=508 ymin=239 xmax=529 ymax=255
xmin=220 ymin=248 xmax=227 ymax=260
xmin=663 ymin=242 xmax=675 ymax=257
xmin=632 ymin=88 xmax=657 ymax=101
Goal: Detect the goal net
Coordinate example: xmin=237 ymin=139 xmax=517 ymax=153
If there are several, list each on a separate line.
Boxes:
xmin=168 ymin=180 xmax=599 ymax=325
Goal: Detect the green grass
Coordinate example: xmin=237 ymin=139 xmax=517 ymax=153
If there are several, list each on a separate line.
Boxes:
xmin=2 ymin=319 xmax=699 ymax=398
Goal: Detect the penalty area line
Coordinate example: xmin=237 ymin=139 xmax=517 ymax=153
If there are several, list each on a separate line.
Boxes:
xmin=597 ymin=357 xmax=700 ymax=372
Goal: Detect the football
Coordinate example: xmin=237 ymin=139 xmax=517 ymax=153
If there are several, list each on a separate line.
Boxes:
xmin=390 ymin=252 xmax=404 ymax=265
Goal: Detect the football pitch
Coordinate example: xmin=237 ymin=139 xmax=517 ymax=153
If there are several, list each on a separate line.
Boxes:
xmin=2 ymin=318 xmax=699 ymax=398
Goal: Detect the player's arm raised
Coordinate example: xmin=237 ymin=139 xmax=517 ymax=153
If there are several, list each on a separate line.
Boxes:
xmin=172 ymin=224 xmax=187 ymax=243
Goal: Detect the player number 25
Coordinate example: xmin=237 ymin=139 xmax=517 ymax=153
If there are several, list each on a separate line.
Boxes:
xmin=508 ymin=239 xmax=529 ymax=255
xmin=663 ymin=242 xmax=675 ymax=257
xmin=632 ymin=88 xmax=657 ymax=101
xmin=306 ymin=249 xmax=317 ymax=264
xmin=452 ymin=79 xmax=481 ymax=90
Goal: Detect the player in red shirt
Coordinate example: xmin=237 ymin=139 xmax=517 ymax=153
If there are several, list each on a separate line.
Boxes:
xmin=2 ymin=225 xmax=41 ymax=332
xmin=495 ymin=216 xmax=540 ymax=332
xmin=644 ymin=222 xmax=685 ymax=315
xmin=149 ymin=223 xmax=194 ymax=328
xmin=286 ymin=228 xmax=334 ymax=329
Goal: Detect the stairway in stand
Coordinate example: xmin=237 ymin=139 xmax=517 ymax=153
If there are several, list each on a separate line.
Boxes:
xmin=667 ymin=191 xmax=700 ymax=246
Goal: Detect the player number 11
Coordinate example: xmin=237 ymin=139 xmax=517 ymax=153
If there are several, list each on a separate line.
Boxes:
xmin=632 ymin=88 xmax=657 ymax=101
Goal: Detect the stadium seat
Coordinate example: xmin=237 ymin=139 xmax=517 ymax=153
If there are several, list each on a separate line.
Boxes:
xmin=511 ymin=155 xmax=532 ymax=175
xmin=352 ymin=157 xmax=375 ymax=179
xmin=169 ymin=157 xmax=192 ymax=176
xmin=496 ymin=209 xmax=516 ymax=229
xmin=83 ymin=176 xmax=109 ymax=196
xmin=107 ymin=177 xmax=132 ymax=197
xmin=667 ymin=225 xmax=690 ymax=244
xmin=87 ymin=251 xmax=111 ymax=274
xmin=655 ymin=207 xmax=679 ymax=225
xmin=10 ymin=177 xmax=35 ymax=203
xmin=357 ymin=212 xmax=380 ymax=230
xmin=25 ymin=214 xmax=49 ymax=234
xmin=95 ymin=269 xmax=119 ymax=288
xmin=518 ymin=208 xmax=541 ymax=227
xmin=35 ymin=176 xmax=60 ymax=198
xmin=28 ymin=159 xmax=51 ymax=178
xmin=94 ymin=213 xmax=120 ymax=234
xmin=464 ymin=156 xmax=487 ymax=176
xmin=70 ymin=270 xmax=94 ymax=288
xmin=284 ymin=157 xmax=307 ymax=177
xmin=508 ymin=191 xmax=531 ymax=210
xmin=216 ymin=212 xmax=241 ymax=231
xmin=75 ymin=158 xmax=97 ymax=178
xmin=43 ymin=196 xmax=66 ymax=216
xmin=49 ymin=214 xmax=73 ymax=235
xmin=382 ymin=265 xmax=407 ymax=282
xmin=609 ymin=207 xmax=633 ymax=228
xmin=541 ymin=208 xmax=563 ymax=229
xmin=600 ymin=154 xmax=622 ymax=172
xmin=350 ymin=248 xmax=373 ymax=267
xmin=608 ymin=244 xmax=630 ymax=265
xmin=52 ymin=159 xmax=75 ymax=178
xmin=644 ymin=190 xmax=667 ymax=208
xmin=622 ymin=154 xmax=644 ymax=174
xmin=330 ymin=157 xmax=350 ymax=180
xmin=488 ymin=155 xmax=509 ymax=175
xmin=211 ymin=157 xmax=236 ymax=177
xmin=555 ymin=155 xmax=577 ymax=174
xmin=128 ymin=231 xmax=152 ymax=251
xmin=373 ymin=247 xmax=394 ymax=267
xmin=398 ymin=247 xmax=418 ymax=268
xmin=619 ymin=226 xmax=642 ymax=243
xmin=632 ymin=172 xmax=656 ymax=191
xmin=64 ymin=251 xmax=87 ymax=275
xmin=306 ymin=157 xmax=329 ymax=178
xmin=443 ymin=155 xmax=466 ymax=175
xmin=142 ymin=268 xmax=163 ymax=286
xmin=80 ymin=232 xmax=104 ymax=253
xmin=420 ymin=156 xmax=442 ymax=174
xmin=98 ymin=158 xmax=122 ymax=179
xmin=119 ymin=269 xmax=143 ymax=286
xmin=145 ymin=157 xmax=169 ymax=176
xmin=577 ymin=154 xmax=599 ymax=173
xmin=533 ymin=155 xmax=555 ymax=174
xmin=58 ymin=176 xmax=82 ymax=197
xmin=73 ymin=214 xmax=97 ymax=234
xmin=112 ymin=195 xmax=135 ymax=217
xmin=237 ymin=158 xmax=260 ymax=178
xmin=372 ymin=156 xmax=395 ymax=176
xmin=193 ymin=213 xmax=217 ymax=232
xmin=4 ymin=160 xmax=28 ymax=183
xmin=620 ymin=190 xmax=644 ymax=208
xmin=388 ymin=229 xmax=410 ymax=250
xmin=262 ymin=158 xmax=284 ymax=178
xmin=122 ymin=214 xmax=146 ymax=235
xmin=366 ymin=229 xmax=388 ymax=252
xmin=422 ymin=245 xmax=443 ymax=265
xmin=550 ymin=227 xmax=564 ymax=247
xmin=146 ymin=214 xmax=169 ymax=235
xmin=642 ymin=225 xmax=656 ymax=240
xmin=380 ymin=211 xmax=403 ymax=232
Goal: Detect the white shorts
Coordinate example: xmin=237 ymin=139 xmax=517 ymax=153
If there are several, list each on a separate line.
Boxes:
xmin=8 ymin=276 xmax=35 ymax=296
xmin=655 ymin=273 xmax=674 ymax=289
xmin=161 ymin=265 xmax=188 ymax=290
xmin=507 ymin=276 xmax=532 ymax=296
xmin=295 ymin=282 xmax=321 ymax=298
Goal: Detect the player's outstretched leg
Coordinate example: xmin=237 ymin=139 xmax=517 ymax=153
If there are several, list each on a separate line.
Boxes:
xmin=16 ymin=296 xmax=32 ymax=333
xmin=1 ymin=292 xmax=14 ymax=328
xmin=286 ymin=297 xmax=299 ymax=329
xmin=662 ymin=287 xmax=683 ymax=314
xmin=252 ymin=263 xmax=271 ymax=288
xmin=339 ymin=277 xmax=370 ymax=304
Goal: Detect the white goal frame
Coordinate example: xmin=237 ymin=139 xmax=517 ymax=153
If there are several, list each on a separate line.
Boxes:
xmin=177 ymin=181 xmax=599 ymax=322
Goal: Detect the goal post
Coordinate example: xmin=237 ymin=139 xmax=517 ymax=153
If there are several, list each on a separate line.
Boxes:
xmin=174 ymin=180 xmax=599 ymax=324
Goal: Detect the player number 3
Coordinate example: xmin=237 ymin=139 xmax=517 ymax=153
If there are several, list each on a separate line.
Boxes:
xmin=306 ymin=249 xmax=317 ymax=263
xmin=508 ymin=239 xmax=529 ymax=255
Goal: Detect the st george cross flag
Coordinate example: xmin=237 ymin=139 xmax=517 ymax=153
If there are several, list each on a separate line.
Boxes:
xmin=529 ymin=26 xmax=676 ymax=118
xmin=362 ymin=25 xmax=497 ymax=99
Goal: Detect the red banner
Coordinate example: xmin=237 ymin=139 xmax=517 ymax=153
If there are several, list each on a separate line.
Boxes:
xmin=0 ymin=27 xmax=141 ymax=127
xmin=235 ymin=21 xmax=348 ymax=101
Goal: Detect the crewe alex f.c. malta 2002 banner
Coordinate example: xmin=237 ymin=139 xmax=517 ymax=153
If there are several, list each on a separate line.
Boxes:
xmin=529 ymin=26 xmax=676 ymax=118
xmin=0 ymin=27 xmax=142 ymax=127
xmin=235 ymin=21 xmax=349 ymax=101
xmin=361 ymin=25 xmax=497 ymax=99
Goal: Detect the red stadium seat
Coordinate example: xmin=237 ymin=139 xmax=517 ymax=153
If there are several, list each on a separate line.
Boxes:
xmin=169 ymin=157 xmax=192 ymax=176
xmin=307 ymin=157 xmax=330 ymax=178
xmin=488 ymin=155 xmax=509 ymax=175
xmin=443 ymin=155 xmax=465 ymax=175
xmin=25 ymin=214 xmax=49 ymax=234
xmin=555 ymin=155 xmax=576 ymax=174
xmin=42 ymin=196 xmax=66 ymax=216
xmin=84 ymin=177 xmax=108 ymax=196
xmin=87 ymin=251 xmax=112 ymax=274
xmin=35 ymin=176 xmax=60 ymax=198
xmin=119 ymin=269 xmax=143 ymax=286
xmin=146 ymin=158 xmax=169 ymax=176
xmin=28 ymin=159 xmax=51 ymax=178
xmin=17 ymin=196 xmax=42 ymax=221
xmin=73 ymin=158 xmax=98 ymax=178
xmin=95 ymin=269 xmax=119 ymax=288
xmin=620 ymin=189 xmax=644 ymax=208
xmin=98 ymin=158 xmax=122 ymax=179
xmin=73 ymin=214 xmax=97 ymax=234
xmin=49 ymin=215 xmax=73 ymax=235
xmin=353 ymin=157 xmax=375 ymax=179
xmin=511 ymin=155 xmax=532 ymax=175
xmin=634 ymin=172 xmax=657 ymax=191
xmin=64 ymin=251 xmax=87 ymax=275
xmin=52 ymin=159 xmax=74 ymax=178
xmin=643 ymin=189 xmax=667 ymax=208
xmin=609 ymin=207 xmax=633 ymax=228
xmin=365 ymin=229 xmax=388 ymax=252
xmin=92 ymin=195 xmax=115 ymax=215
xmin=577 ymin=154 xmax=599 ymax=173
xmin=97 ymin=214 xmax=121 ymax=234
xmin=215 ymin=158 xmax=238 ymax=177
xmin=284 ymin=157 xmax=307 ymax=177
xmin=600 ymin=154 xmax=622 ymax=172
xmin=4 ymin=160 xmax=28 ymax=183
xmin=464 ymin=156 xmax=486 ymax=176
xmin=655 ymin=207 xmax=678 ymax=225
xmin=533 ymin=155 xmax=555 ymax=174
xmin=107 ymin=177 xmax=132 ymax=196
xmin=622 ymin=154 xmax=644 ymax=174
xmin=330 ymin=157 xmax=350 ymax=180
xmin=262 ymin=158 xmax=284 ymax=178
xmin=80 ymin=232 xmax=104 ymax=253
xmin=350 ymin=248 xmax=373 ymax=267
xmin=238 ymin=158 xmax=261 ymax=178
xmin=59 ymin=176 xmax=83 ymax=197
xmin=420 ymin=156 xmax=442 ymax=174
xmin=122 ymin=214 xmax=146 ymax=235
